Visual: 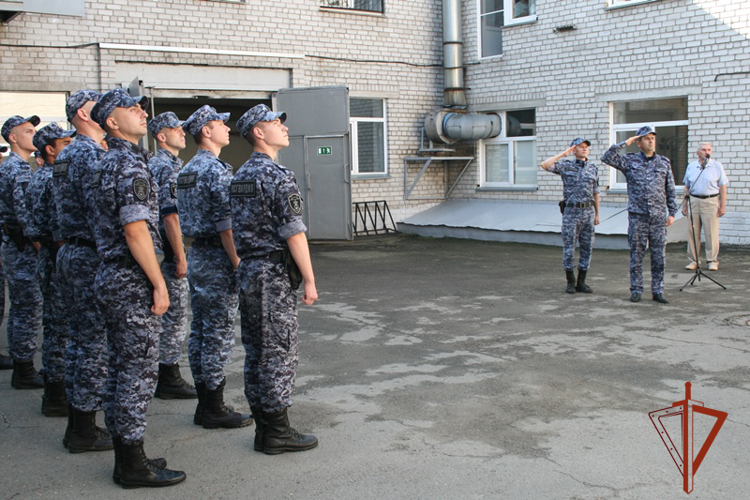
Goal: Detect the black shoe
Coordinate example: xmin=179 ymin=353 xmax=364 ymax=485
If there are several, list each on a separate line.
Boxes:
xmin=263 ymin=408 xmax=318 ymax=455
xmin=251 ymin=406 xmax=265 ymax=452
xmin=113 ymin=437 xmax=168 ymax=485
xmin=67 ymin=409 xmax=113 ymax=453
xmin=155 ymin=363 xmax=197 ymax=400
xmin=201 ymin=378 xmax=253 ymax=429
xmin=652 ymin=293 xmax=669 ymax=304
xmin=575 ymin=269 xmax=593 ymax=293
xmin=193 ymin=382 xmax=205 ymax=426
xmin=118 ymin=440 xmax=185 ymax=489
xmin=42 ymin=377 xmax=68 ymax=417
xmin=630 ymin=292 xmax=641 ymax=302
xmin=565 ymin=269 xmax=576 ymax=294
xmin=0 ymin=353 xmax=12 ymax=370
xmin=11 ymin=360 xmax=44 ymax=389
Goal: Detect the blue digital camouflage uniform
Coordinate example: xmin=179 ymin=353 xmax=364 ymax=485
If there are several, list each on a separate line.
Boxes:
xmin=548 ymin=158 xmax=599 ymax=271
xmin=27 ymin=160 xmax=67 ymax=382
xmin=148 ymin=147 xmax=187 ymax=365
xmin=601 ymin=142 xmax=677 ymax=294
xmin=92 ymin=134 xmax=162 ymax=445
xmin=53 ymin=133 xmax=108 ymax=411
xmin=231 ymin=151 xmax=306 ymax=413
xmin=0 ymin=151 xmax=43 ymax=363
xmin=177 ymin=148 xmax=238 ymax=391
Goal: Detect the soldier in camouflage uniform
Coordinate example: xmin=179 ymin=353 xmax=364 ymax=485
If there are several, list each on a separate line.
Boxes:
xmin=601 ymin=125 xmax=677 ymax=304
xmin=231 ymin=104 xmax=318 ymax=455
xmin=0 ymin=144 xmax=13 ymax=371
xmin=27 ymin=123 xmax=75 ymax=416
xmin=147 ymin=112 xmax=196 ymax=400
xmin=52 ymin=90 xmax=113 ymax=453
xmin=90 ymin=88 xmax=185 ymax=488
xmin=0 ymin=115 xmax=44 ymax=390
xmin=541 ymin=138 xmax=600 ymax=294
xmin=177 ymin=105 xmax=251 ymax=429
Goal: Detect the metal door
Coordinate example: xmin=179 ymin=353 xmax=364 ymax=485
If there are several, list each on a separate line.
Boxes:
xmin=277 ymin=86 xmax=352 ymax=240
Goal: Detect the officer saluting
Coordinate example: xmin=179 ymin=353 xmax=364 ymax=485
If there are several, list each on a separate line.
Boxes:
xmin=232 ymin=104 xmax=318 ymax=455
xmin=90 ymin=88 xmax=185 ymax=488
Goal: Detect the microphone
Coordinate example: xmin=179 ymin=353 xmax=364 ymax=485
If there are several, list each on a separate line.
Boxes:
xmin=700 ymin=153 xmax=710 ymax=169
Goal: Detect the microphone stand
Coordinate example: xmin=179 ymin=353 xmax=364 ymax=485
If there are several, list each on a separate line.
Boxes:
xmin=680 ymin=155 xmax=726 ymax=291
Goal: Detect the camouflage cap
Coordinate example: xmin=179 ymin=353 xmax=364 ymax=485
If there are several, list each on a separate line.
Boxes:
xmin=91 ymin=88 xmax=146 ymax=128
xmin=32 ymin=122 xmax=76 ymax=153
xmin=0 ymin=145 xmax=7 ymax=153
xmin=237 ymin=104 xmax=287 ymax=140
xmin=183 ymin=105 xmax=230 ymax=137
xmin=134 ymin=95 xmax=151 ymax=109
xmin=66 ymin=90 xmax=102 ymax=122
xmin=148 ymin=112 xmax=184 ymax=138
xmin=636 ymin=125 xmax=657 ymax=137
xmin=570 ymin=137 xmax=591 ymax=147
xmin=2 ymin=115 xmax=41 ymax=142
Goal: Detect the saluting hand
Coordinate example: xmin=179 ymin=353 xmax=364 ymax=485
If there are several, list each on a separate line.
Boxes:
xmin=625 ymin=135 xmax=642 ymax=147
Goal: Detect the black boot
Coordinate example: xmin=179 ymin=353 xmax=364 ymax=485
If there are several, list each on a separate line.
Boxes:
xmin=119 ymin=440 xmax=186 ymax=489
xmin=63 ymin=404 xmax=74 ymax=448
xmin=575 ymin=269 xmax=593 ymax=293
xmin=42 ymin=377 xmax=68 ymax=417
xmin=11 ymin=360 xmax=44 ymax=389
xmin=565 ymin=269 xmax=576 ymax=294
xmin=202 ymin=378 xmax=254 ymax=429
xmin=193 ymin=382 xmax=206 ymax=426
xmin=113 ymin=437 xmax=168 ymax=485
xmin=155 ymin=363 xmax=198 ymax=400
xmin=250 ymin=406 xmax=265 ymax=452
xmin=0 ymin=353 xmax=12 ymax=370
xmin=263 ymin=408 xmax=318 ymax=455
xmin=67 ymin=409 xmax=114 ymax=453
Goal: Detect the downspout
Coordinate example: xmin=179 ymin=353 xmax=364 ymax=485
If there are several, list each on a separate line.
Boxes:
xmin=425 ymin=0 xmax=501 ymax=144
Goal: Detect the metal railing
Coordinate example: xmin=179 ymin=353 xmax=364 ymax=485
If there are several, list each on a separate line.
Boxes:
xmin=353 ymin=200 xmax=397 ymax=236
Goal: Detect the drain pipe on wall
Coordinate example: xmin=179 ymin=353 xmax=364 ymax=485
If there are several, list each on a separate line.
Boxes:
xmin=425 ymin=0 xmax=501 ymax=144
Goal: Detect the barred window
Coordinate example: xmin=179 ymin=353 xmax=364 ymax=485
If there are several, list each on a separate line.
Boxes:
xmin=320 ymin=0 xmax=384 ymax=13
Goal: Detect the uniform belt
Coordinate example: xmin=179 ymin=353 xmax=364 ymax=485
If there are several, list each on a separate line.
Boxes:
xmin=242 ymin=251 xmax=285 ymax=263
xmin=689 ymin=193 xmax=718 ymax=199
xmin=68 ymin=236 xmax=96 ymax=248
xmin=565 ymin=202 xmax=594 ymax=209
xmin=105 ymin=253 xmax=138 ymax=268
xmin=192 ymin=236 xmax=223 ymax=248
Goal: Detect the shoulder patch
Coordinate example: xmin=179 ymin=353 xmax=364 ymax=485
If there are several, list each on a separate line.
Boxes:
xmin=133 ymin=178 xmax=150 ymax=201
xmin=170 ymin=182 xmax=177 ymax=199
xmin=53 ymin=160 xmax=70 ymax=178
xmin=90 ymin=171 xmax=102 ymax=188
xmin=288 ymin=193 xmax=303 ymax=215
xmin=177 ymin=172 xmax=197 ymax=189
xmin=229 ymin=180 xmax=257 ymax=197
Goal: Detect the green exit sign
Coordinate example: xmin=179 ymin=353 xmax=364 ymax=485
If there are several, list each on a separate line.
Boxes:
xmin=317 ymin=146 xmax=332 ymax=156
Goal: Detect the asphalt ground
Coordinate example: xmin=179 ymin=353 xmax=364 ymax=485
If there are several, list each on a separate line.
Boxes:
xmin=1 ymin=234 xmax=749 ymax=499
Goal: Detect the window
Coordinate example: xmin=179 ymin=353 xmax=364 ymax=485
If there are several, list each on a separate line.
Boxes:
xmin=479 ymin=0 xmax=537 ymax=58
xmin=350 ymin=98 xmax=387 ymax=176
xmin=609 ymin=97 xmax=688 ymax=189
xmin=480 ymin=109 xmax=536 ymax=187
xmin=608 ymin=0 xmax=657 ymax=9
xmin=320 ymin=0 xmax=384 ymax=13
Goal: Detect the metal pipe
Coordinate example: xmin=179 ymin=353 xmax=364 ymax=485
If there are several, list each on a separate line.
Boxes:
xmin=442 ymin=0 xmax=466 ymax=108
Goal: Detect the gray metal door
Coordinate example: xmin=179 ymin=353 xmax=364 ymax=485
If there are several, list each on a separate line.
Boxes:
xmin=277 ymin=86 xmax=352 ymax=240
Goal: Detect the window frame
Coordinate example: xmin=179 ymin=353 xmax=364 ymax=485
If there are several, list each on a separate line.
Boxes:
xmin=350 ymin=98 xmax=389 ymax=179
xmin=319 ymin=0 xmax=384 ymax=14
xmin=607 ymin=101 xmax=689 ymax=190
xmin=479 ymin=109 xmax=537 ymax=189
xmin=606 ymin=0 xmax=658 ymax=10
xmin=478 ymin=0 xmax=538 ymax=59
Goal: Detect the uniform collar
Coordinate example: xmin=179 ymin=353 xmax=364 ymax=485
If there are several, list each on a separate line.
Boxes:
xmin=75 ymin=133 xmax=105 ymax=151
xmin=106 ymin=136 xmax=151 ymax=162
xmin=157 ymin=147 xmax=178 ymax=161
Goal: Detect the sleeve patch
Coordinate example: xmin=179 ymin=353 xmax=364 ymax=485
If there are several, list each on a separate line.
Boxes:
xmin=229 ymin=180 xmax=256 ymax=197
xmin=133 ymin=178 xmax=150 ymax=201
xmin=177 ymin=172 xmax=197 ymax=189
xmin=288 ymin=193 xmax=303 ymax=215
xmin=90 ymin=171 xmax=102 ymax=188
xmin=170 ymin=182 xmax=177 ymax=199
xmin=53 ymin=160 xmax=70 ymax=178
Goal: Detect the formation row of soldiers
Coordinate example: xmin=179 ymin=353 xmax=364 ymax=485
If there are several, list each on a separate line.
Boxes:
xmin=0 ymin=88 xmax=319 ymax=488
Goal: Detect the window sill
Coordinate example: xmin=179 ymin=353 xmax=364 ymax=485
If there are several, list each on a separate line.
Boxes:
xmin=606 ymin=0 xmax=657 ymax=11
xmin=504 ymin=15 xmax=538 ymax=27
xmin=319 ymin=7 xmax=385 ymax=17
xmin=606 ymin=188 xmax=628 ymax=194
xmin=476 ymin=185 xmax=538 ymax=192
xmin=353 ymin=173 xmax=390 ymax=180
